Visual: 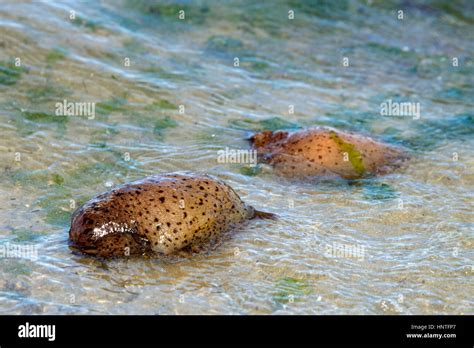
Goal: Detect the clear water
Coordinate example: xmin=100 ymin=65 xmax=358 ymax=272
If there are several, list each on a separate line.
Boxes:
xmin=0 ymin=0 xmax=473 ymax=314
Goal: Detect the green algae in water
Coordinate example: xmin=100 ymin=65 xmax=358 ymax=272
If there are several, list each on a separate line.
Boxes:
xmin=131 ymin=1 xmax=210 ymax=24
xmin=240 ymin=9 xmax=284 ymax=38
xmin=229 ymin=117 xmax=301 ymax=132
xmin=273 ymin=277 xmax=312 ymax=304
xmin=122 ymin=38 xmax=147 ymax=54
xmin=51 ymin=173 xmax=64 ymax=185
xmin=434 ymin=1 xmax=474 ymax=25
xmin=71 ymin=162 xmax=118 ymax=180
xmin=68 ymin=160 xmax=140 ymax=188
xmin=287 ymin=0 xmax=349 ymax=20
xmin=322 ymin=109 xmax=376 ymax=134
xmin=21 ymin=110 xmax=68 ymax=124
xmin=239 ymin=165 xmax=262 ymax=177
xmin=10 ymin=163 xmax=129 ymax=226
xmin=257 ymin=117 xmax=300 ymax=131
xmin=365 ymin=42 xmax=415 ymax=58
xmin=205 ymin=36 xmax=271 ymax=68
xmin=72 ymin=16 xmax=102 ymax=32
xmin=242 ymin=57 xmax=271 ymax=72
xmin=205 ymin=35 xmax=245 ymax=56
xmin=12 ymin=169 xmax=52 ymax=189
xmin=89 ymin=141 xmax=108 ymax=149
xmin=142 ymin=66 xmax=188 ymax=80
xmin=329 ymin=131 xmax=365 ymax=177
xmin=0 ymin=61 xmax=26 ymax=85
xmin=10 ymin=169 xmax=69 ymax=193
xmin=96 ymin=97 xmax=128 ymax=115
xmin=348 ymin=43 xmax=418 ymax=74
xmin=19 ymin=110 xmax=68 ymax=135
xmin=35 ymin=192 xmax=74 ymax=227
xmin=362 ymin=183 xmax=398 ymax=201
xmin=148 ymin=100 xmax=178 ymax=110
xmin=10 ymin=229 xmax=46 ymax=243
xmin=46 ymin=47 xmax=67 ymax=64
xmin=26 ymin=84 xmax=70 ymax=103
xmin=88 ymin=125 xmax=121 ymax=147
xmin=154 ymin=116 xmax=178 ymax=135
xmin=44 ymin=208 xmax=71 ymax=227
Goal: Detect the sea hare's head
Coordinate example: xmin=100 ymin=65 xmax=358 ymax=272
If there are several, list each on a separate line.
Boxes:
xmin=249 ymin=130 xmax=289 ymax=149
xmin=69 ymin=199 xmax=148 ymax=257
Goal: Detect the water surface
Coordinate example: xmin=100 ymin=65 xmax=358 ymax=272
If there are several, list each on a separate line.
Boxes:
xmin=0 ymin=0 xmax=473 ymax=314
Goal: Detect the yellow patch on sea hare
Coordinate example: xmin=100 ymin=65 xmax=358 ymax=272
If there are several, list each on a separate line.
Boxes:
xmin=329 ymin=131 xmax=365 ymax=177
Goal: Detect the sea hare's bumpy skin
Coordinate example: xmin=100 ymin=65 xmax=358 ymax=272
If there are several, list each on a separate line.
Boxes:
xmin=250 ymin=128 xmax=408 ymax=179
xmin=69 ymin=172 xmax=258 ymax=257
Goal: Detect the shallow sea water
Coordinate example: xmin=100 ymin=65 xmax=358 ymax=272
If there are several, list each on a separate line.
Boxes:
xmin=0 ymin=0 xmax=473 ymax=314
